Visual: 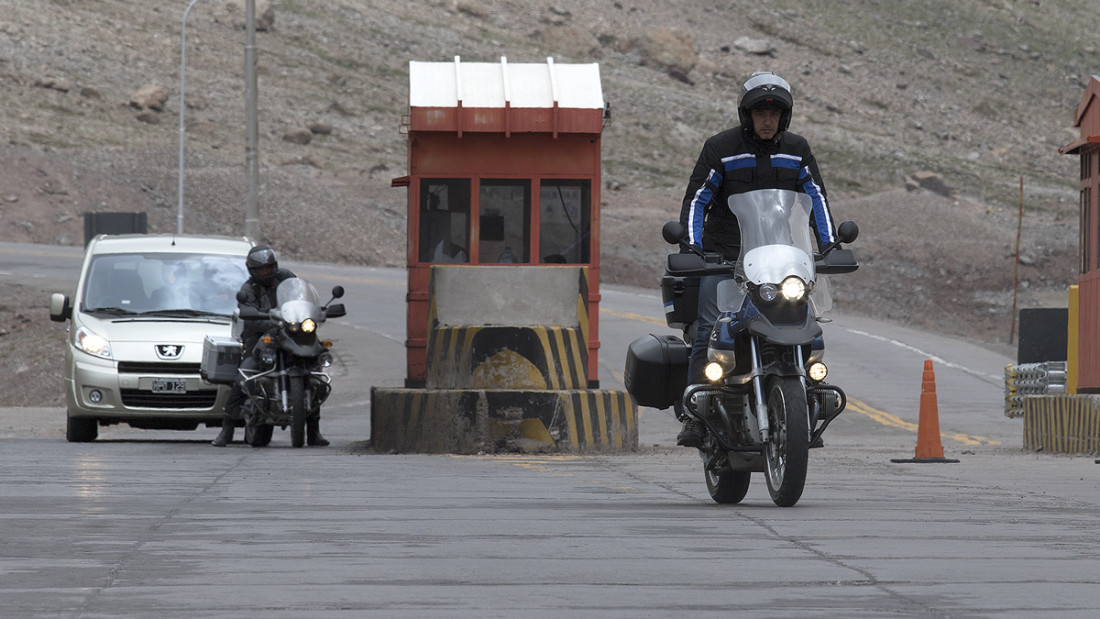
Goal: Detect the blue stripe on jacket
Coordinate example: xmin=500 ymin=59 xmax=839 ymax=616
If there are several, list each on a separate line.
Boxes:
xmin=687 ymin=168 xmax=722 ymax=246
xmin=799 ymin=166 xmax=835 ymax=245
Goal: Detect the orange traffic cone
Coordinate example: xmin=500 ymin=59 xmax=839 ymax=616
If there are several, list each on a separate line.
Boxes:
xmin=891 ymin=359 xmax=959 ymax=463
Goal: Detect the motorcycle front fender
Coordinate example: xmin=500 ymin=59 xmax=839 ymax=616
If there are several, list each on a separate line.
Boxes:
xmin=745 ymin=314 xmax=822 ymax=346
xmin=281 ymin=338 xmax=325 ymax=359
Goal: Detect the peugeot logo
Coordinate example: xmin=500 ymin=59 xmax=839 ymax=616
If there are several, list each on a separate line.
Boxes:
xmin=155 ymin=345 xmax=184 ymax=360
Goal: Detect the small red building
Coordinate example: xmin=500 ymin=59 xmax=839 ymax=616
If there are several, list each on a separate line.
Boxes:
xmin=393 ymin=56 xmax=607 ymax=388
xmin=1061 ymin=74 xmax=1100 ymax=391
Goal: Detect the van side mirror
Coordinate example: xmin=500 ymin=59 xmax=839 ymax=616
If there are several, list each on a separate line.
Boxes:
xmin=49 ymin=293 xmax=71 ymax=322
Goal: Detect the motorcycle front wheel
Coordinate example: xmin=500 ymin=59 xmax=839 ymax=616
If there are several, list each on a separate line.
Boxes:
xmin=764 ymin=375 xmax=809 ymax=507
xmin=289 ymin=375 xmax=307 ymax=448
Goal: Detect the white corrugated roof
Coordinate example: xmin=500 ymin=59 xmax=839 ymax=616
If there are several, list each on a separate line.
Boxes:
xmin=409 ymin=57 xmax=604 ymax=110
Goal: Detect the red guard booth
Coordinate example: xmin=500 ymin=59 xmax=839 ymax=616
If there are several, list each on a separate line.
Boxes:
xmin=394 ymin=56 xmax=606 ymax=388
xmin=1061 ymin=74 xmax=1100 ymax=391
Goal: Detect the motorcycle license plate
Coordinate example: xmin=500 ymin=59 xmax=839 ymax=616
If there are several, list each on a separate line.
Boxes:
xmin=151 ymin=378 xmax=187 ymax=394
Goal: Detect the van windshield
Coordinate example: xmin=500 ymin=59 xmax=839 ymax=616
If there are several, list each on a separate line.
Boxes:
xmin=82 ymin=253 xmax=248 ymax=317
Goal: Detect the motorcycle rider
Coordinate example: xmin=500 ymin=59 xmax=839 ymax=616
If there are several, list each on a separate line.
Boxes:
xmin=675 ymin=71 xmax=838 ymax=447
xmin=211 ymin=245 xmax=330 ymax=447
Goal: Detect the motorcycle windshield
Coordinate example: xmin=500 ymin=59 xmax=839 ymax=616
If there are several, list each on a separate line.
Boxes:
xmin=727 ymin=189 xmax=816 ymax=286
xmin=726 ymin=189 xmax=833 ymax=315
xmin=275 ymin=278 xmax=323 ymax=324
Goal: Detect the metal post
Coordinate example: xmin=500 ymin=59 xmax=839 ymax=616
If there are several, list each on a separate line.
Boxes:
xmin=1010 ymin=176 xmax=1023 ymax=344
xmin=177 ymin=0 xmax=203 ymax=235
xmin=243 ymin=0 xmax=260 ymax=241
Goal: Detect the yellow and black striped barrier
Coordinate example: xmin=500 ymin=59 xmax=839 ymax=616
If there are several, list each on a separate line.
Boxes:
xmin=370 ymin=388 xmax=636 ymax=454
xmin=1021 ymin=395 xmax=1100 ymax=453
xmin=372 ymin=265 xmax=637 ymax=454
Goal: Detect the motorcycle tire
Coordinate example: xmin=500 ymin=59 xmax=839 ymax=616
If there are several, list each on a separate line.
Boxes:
xmin=705 ymin=467 xmax=750 ymax=504
xmin=764 ymin=375 xmax=810 ymax=507
xmin=245 ymin=423 xmax=273 ymax=448
xmin=289 ymin=375 xmax=307 ymax=448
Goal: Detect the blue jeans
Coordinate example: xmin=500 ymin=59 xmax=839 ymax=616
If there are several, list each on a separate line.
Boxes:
xmin=688 ymin=273 xmax=734 ymax=385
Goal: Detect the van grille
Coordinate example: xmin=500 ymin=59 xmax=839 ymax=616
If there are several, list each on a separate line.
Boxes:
xmin=118 ymin=362 xmax=202 ymax=374
xmin=120 ymin=389 xmax=218 ymax=409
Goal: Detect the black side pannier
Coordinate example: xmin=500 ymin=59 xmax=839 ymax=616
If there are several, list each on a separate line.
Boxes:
xmin=624 ymin=334 xmax=689 ymax=410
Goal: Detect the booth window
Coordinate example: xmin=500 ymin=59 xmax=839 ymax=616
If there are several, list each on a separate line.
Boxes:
xmin=1082 ymin=186 xmax=1092 ymax=274
xmin=420 ymin=179 xmax=470 ymax=264
xmin=540 ymin=180 xmax=590 ymax=264
xmin=480 ymin=180 xmax=530 ymax=263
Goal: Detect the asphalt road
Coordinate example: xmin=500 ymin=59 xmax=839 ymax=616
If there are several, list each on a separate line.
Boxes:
xmin=2 ymin=241 xmax=1098 ymax=618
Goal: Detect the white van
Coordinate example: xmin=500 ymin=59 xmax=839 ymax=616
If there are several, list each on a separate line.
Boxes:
xmin=49 ymin=234 xmax=253 ymax=442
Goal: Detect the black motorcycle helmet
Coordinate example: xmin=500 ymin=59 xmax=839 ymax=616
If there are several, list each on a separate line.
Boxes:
xmin=737 ymin=71 xmax=794 ymax=135
xmin=245 ymin=245 xmax=279 ymax=286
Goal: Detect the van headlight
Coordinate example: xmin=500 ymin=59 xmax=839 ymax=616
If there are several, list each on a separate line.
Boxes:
xmin=75 ymin=326 xmax=112 ymax=359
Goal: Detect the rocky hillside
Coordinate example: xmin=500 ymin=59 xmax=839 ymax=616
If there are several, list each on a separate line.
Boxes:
xmin=2 ymin=0 xmax=1097 ymax=350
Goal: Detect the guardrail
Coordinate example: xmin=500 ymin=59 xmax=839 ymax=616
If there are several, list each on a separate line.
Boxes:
xmin=1004 ymin=361 xmax=1067 ymax=418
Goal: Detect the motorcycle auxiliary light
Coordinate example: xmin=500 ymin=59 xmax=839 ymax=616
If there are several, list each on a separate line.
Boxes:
xmin=704 ymin=362 xmax=725 ymax=382
xmin=260 ymin=348 xmax=277 ymax=365
xmin=808 ymin=361 xmax=828 ymax=382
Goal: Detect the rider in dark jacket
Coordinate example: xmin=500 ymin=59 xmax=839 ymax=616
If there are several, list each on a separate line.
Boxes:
xmin=211 ymin=245 xmax=328 ymax=447
xmin=676 ymin=71 xmax=838 ymax=447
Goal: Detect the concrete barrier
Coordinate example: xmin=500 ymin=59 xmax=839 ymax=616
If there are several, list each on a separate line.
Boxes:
xmin=371 ymin=388 xmax=636 ymax=453
xmin=371 ymin=265 xmax=637 ymax=453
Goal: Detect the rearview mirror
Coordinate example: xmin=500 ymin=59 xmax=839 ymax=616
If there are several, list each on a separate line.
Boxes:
xmin=661 ymin=221 xmax=686 ymax=245
xmin=837 ymin=220 xmax=859 ymax=244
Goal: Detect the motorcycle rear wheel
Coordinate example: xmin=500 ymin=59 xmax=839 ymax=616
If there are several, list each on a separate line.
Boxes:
xmin=764 ymin=375 xmax=809 ymax=507
xmin=289 ymin=375 xmax=306 ymax=448
xmin=245 ymin=423 xmax=273 ymax=448
xmin=705 ymin=466 xmax=751 ymax=504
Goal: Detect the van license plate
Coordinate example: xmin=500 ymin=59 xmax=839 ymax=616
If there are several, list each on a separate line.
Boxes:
xmin=151 ymin=378 xmax=187 ymax=393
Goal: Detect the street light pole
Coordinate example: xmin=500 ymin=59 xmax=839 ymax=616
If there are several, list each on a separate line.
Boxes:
xmin=243 ymin=0 xmax=260 ymax=242
xmin=177 ymin=0 xmax=203 ymax=235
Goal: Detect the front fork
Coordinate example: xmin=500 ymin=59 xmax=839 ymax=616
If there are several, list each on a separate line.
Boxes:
xmin=748 ymin=336 xmax=770 ymax=443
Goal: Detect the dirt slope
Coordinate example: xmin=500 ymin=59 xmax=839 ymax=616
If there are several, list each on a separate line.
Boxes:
xmin=1 ymin=0 xmax=1095 ymax=405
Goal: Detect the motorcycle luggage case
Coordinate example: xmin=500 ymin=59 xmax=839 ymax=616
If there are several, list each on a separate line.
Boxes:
xmin=624 ymin=333 xmax=689 ymax=410
xmin=200 ymin=336 xmax=242 ymax=384
xmin=660 ymin=273 xmax=699 ymax=330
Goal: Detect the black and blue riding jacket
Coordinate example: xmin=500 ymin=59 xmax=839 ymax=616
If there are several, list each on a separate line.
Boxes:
xmin=679 ymin=126 xmax=836 ymax=260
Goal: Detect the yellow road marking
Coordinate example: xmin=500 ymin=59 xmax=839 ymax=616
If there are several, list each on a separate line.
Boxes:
xmin=601 ymin=308 xmax=665 ymax=325
xmin=847 ymin=398 xmax=1000 ymax=446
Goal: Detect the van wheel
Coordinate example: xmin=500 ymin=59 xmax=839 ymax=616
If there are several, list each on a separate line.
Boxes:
xmin=67 ymin=416 xmax=98 ymax=442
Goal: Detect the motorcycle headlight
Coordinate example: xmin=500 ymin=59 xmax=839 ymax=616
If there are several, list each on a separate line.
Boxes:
xmin=781 ymin=276 xmax=807 ymax=301
xmin=301 ymin=318 xmax=316 ymax=333
xmin=75 ymin=326 xmax=112 ymax=359
xmin=758 ymin=283 xmax=778 ymax=302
